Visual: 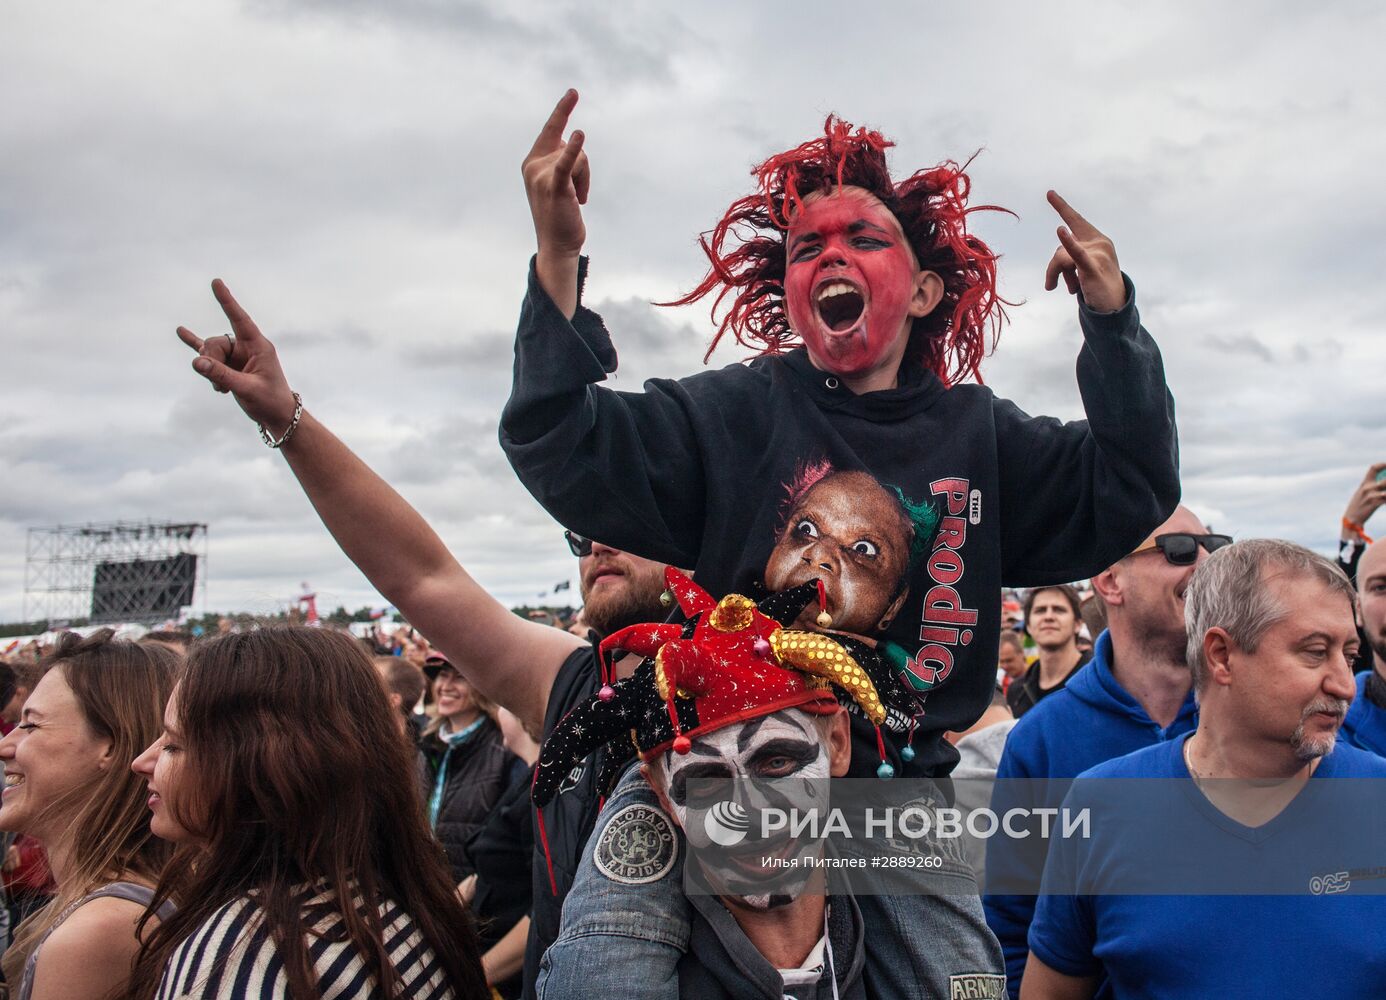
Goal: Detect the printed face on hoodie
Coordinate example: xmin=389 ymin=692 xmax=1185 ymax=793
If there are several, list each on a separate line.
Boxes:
xmin=764 ymin=470 xmax=914 ymax=636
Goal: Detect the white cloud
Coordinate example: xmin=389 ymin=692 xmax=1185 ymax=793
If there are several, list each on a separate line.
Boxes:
xmin=3 ymin=0 xmax=1383 ymax=620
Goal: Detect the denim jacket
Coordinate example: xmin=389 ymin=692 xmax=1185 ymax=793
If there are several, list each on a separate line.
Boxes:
xmin=535 ymin=764 xmax=867 ymax=999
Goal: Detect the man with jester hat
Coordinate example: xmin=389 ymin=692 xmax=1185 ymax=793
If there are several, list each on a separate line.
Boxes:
xmin=533 ymin=571 xmax=908 ymax=998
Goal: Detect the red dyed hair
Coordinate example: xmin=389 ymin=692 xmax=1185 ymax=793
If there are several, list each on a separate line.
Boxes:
xmin=667 ymin=116 xmax=1012 ymax=385
xmin=779 ymin=458 xmax=835 ymax=521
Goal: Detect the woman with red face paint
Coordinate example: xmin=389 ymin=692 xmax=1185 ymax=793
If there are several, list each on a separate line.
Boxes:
xmin=501 ymin=90 xmax=1179 ymax=999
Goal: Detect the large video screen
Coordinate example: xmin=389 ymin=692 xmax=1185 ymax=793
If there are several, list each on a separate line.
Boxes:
xmin=91 ymin=552 xmax=197 ymax=622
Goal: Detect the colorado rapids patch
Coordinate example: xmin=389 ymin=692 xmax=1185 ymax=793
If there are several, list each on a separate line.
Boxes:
xmin=593 ymin=803 xmax=678 ymax=884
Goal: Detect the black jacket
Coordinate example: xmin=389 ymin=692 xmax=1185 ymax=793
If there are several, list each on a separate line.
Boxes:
xmin=500 ymin=258 xmax=1181 ymax=779
xmin=1006 ymin=648 xmax=1094 ymax=718
xmin=523 ymin=646 xmax=628 ymax=999
xmin=1338 ymin=538 xmax=1373 ymax=675
xmin=420 ymin=717 xmax=515 ymax=882
xmin=466 ymin=758 xmax=533 ymax=999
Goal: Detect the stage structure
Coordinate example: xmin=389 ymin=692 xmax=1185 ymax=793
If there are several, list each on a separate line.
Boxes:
xmin=23 ymin=521 xmax=208 ymax=625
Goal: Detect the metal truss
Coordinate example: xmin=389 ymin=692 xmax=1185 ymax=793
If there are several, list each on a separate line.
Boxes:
xmin=23 ymin=521 xmax=208 ymax=625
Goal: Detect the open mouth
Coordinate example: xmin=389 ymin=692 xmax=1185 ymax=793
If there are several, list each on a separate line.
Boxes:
xmin=816 ymin=281 xmax=865 ymax=332
xmin=3 ymin=774 xmax=24 ymax=792
xmin=787 ymin=564 xmax=835 ymax=604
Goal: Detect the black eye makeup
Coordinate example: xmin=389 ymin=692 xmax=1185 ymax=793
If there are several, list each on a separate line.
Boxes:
xmin=749 ymin=738 xmax=821 ymax=776
xmin=670 ymin=761 xmax=733 ymax=806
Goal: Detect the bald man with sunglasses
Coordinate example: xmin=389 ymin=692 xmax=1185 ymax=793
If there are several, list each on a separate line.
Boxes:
xmin=984 ymin=505 xmax=1225 ymax=998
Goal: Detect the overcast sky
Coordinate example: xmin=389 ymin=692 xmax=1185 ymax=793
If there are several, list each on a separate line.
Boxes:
xmin=3 ymin=1 xmax=1384 ymax=623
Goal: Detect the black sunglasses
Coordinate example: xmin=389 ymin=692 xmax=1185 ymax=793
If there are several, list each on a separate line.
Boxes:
xmin=1130 ymin=532 xmax=1233 ymax=566
xmin=564 ymin=530 xmax=593 ymax=558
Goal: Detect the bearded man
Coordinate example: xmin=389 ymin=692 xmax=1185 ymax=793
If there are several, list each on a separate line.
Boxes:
xmin=1343 ymin=537 xmax=1386 ymax=754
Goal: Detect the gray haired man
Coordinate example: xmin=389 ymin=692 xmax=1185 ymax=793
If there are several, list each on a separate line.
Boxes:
xmin=1023 ymin=540 xmax=1386 ymax=1000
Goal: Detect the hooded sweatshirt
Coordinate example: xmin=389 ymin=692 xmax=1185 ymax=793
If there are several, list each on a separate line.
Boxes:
xmin=982 ymin=629 xmax=1198 ymax=998
xmin=1342 ymin=670 xmax=1386 ymax=756
xmin=500 ymin=258 xmax=1180 ymax=781
xmin=679 ymin=892 xmax=867 ymax=1000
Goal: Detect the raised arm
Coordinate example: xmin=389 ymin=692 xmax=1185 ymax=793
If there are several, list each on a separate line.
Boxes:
xmin=1339 ymin=462 xmax=1386 ymax=575
xmin=1042 ymin=191 xmax=1126 ymax=313
xmin=996 ymin=192 xmax=1180 ymax=585
xmin=501 ymin=93 xmax=710 ymax=568
xmin=177 ymin=280 xmax=582 ymax=733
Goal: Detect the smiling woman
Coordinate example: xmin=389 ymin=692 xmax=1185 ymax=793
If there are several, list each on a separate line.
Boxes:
xmin=0 ymin=630 xmax=179 ymax=1000
xmin=123 ymin=626 xmax=488 ymax=1000
xmin=418 ymin=660 xmax=518 ymax=886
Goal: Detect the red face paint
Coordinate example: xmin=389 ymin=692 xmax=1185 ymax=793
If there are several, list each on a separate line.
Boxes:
xmin=783 ymin=187 xmax=923 ymax=386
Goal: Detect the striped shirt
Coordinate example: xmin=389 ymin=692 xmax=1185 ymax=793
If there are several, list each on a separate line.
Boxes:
xmin=154 ymin=888 xmax=454 ymax=1000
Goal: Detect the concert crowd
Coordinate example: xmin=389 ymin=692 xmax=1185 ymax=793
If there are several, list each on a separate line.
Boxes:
xmin=2 ymin=91 xmax=1384 ymax=999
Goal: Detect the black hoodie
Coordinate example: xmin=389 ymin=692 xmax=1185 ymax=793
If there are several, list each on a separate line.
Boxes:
xmin=501 ymin=258 xmax=1179 ymax=778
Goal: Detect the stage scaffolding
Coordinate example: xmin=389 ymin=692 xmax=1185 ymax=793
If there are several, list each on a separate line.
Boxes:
xmin=23 ymin=521 xmax=208 ymax=625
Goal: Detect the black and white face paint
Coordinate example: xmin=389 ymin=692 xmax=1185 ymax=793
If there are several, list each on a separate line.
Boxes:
xmin=660 ymin=709 xmax=833 ymax=910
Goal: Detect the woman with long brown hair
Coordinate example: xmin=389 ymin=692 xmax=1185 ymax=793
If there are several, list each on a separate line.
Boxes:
xmin=128 ymin=625 xmax=487 ymax=999
xmin=0 ymin=630 xmax=178 ymax=1000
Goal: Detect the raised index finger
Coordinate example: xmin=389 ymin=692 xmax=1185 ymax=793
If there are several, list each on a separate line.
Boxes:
xmin=211 ymin=279 xmax=265 ymax=343
xmin=1047 ymin=190 xmax=1100 ymax=238
xmin=527 ymin=89 xmax=579 ymax=160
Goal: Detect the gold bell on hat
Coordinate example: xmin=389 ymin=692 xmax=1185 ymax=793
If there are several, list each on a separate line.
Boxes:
xmin=816 ymin=610 xmax=832 ymax=628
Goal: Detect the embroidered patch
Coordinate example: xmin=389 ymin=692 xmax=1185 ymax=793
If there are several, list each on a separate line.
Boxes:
xmin=948 ymin=973 xmax=1006 ymax=999
xmin=593 ymin=803 xmax=678 ymax=884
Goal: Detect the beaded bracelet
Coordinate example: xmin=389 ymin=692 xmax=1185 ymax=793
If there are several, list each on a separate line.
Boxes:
xmin=259 ymin=392 xmax=303 ymax=449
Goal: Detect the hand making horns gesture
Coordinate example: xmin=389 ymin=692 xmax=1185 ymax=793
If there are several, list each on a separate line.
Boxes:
xmin=522 ymin=89 xmax=590 ymax=262
xmin=176 ymin=280 xmax=298 ymax=437
xmin=519 ymin=90 xmax=591 ymax=319
xmin=1044 ymin=191 xmax=1127 ymax=314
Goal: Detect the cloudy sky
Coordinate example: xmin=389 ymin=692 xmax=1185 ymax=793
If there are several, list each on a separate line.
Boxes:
xmin=3 ymin=1 xmax=1384 ymax=623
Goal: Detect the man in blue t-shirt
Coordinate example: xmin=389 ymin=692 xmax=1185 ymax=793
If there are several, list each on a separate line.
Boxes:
xmin=984 ymin=505 xmax=1215 ymax=996
xmin=1023 ymin=539 xmax=1386 ymax=999
xmin=1343 ymin=538 xmax=1386 ymax=755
